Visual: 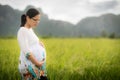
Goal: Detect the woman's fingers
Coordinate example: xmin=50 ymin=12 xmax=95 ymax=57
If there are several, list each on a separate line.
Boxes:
xmin=38 ymin=61 xmax=44 ymax=67
xmin=39 ymin=41 xmax=45 ymax=47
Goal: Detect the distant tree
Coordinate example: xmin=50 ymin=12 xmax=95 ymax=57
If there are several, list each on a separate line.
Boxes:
xmin=109 ymin=32 xmax=115 ymax=38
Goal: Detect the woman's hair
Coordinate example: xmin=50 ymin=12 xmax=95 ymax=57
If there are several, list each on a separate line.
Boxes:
xmin=20 ymin=8 xmax=40 ymax=27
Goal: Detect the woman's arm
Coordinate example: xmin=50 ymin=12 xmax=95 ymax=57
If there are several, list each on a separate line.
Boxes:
xmin=39 ymin=41 xmax=46 ymax=60
xmin=27 ymin=53 xmax=44 ymax=67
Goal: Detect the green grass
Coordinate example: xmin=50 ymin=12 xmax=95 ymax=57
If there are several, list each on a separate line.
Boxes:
xmin=0 ymin=38 xmax=120 ymax=80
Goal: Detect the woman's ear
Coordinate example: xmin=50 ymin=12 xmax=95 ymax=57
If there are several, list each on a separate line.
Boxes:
xmin=26 ymin=16 xmax=30 ymax=21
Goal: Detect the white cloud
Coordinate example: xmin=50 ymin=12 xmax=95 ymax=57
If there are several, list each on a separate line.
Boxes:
xmin=88 ymin=0 xmax=118 ymax=12
xmin=0 ymin=0 xmax=120 ymax=24
xmin=89 ymin=0 xmax=114 ymax=3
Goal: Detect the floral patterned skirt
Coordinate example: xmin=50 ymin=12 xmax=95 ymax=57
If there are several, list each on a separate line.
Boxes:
xmin=19 ymin=62 xmax=47 ymax=80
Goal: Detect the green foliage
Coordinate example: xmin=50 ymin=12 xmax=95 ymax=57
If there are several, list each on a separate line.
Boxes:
xmin=0 ymin=38 xmax=120 ymax=80
xmin=109 ymin=32 xmax=116 ymax=38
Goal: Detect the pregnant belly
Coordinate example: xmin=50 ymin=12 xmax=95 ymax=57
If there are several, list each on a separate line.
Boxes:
xmin=30 ymin=43 xmax=46 ymax=61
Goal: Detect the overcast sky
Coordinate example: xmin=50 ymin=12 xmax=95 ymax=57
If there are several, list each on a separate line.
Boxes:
xmin=0 ymin=0 xmax=120 ymax=24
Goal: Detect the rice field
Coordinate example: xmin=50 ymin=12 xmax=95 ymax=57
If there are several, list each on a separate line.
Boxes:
xmin=0 ymin=38 xmax=120 ymax=80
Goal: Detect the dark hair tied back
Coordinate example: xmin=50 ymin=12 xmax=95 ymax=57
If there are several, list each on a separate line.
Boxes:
xmin=20 ymin=14 xmax=26 ymax=27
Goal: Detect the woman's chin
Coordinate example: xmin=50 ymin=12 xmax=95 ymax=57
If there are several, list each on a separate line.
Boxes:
xmin=32 ymin=25 xmax=37 ymax=28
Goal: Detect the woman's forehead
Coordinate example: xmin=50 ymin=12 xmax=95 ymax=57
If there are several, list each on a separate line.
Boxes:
xmin=33 ymin=14 xmax=40 ymax=19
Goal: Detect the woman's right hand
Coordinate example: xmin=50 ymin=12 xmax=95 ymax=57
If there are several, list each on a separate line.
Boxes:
xmin=38 ymin=61 xmax=44 ymax=67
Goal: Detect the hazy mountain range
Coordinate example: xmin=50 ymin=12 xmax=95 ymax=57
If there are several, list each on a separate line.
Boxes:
xmin=0 ymin=4 xmax=120 ymax=38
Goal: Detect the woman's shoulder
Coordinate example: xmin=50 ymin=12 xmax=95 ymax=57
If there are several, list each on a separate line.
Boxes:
xmin=17 ymin=27 xmax=33 ymax=37
xmin=18 ymin=27 xmax=29 ymax=33
xmin=17 ymin=27 xmax=28 ymax=36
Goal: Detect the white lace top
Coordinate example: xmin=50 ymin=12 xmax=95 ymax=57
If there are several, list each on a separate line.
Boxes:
xmin=17 ymin=27 xmax=46 ymax=73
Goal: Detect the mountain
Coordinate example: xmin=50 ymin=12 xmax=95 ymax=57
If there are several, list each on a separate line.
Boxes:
xmin=0 ymin=4 xmax=21 ymax=36
xmin=0 ymin=4 xmax=75 ymax=37
xmin=0 ymin=4 xmax=120 ymax=38
xmin=76 ymin=14 xmax=120 ymax=37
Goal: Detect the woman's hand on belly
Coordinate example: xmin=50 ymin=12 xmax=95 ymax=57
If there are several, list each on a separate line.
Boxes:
xmin=37 ymin=60 xmax=44 ymax=67
xmin=39 ymin=41 xmax=45 ymax=48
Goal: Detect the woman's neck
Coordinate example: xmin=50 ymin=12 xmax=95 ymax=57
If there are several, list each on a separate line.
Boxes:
xmin=24 ymin=23 xmax=31 ymax=29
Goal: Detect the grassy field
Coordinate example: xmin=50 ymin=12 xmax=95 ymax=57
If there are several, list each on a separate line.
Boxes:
xmin=0 ymin=38 xmax=120 ymax=80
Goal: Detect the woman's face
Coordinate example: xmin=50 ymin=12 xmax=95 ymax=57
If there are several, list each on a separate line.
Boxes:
xmin=27 ymin=14 xmax=40 ymax=28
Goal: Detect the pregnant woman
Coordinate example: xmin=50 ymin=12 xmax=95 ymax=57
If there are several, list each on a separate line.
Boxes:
xmin=17 ymin=8 xmax=47 ymax=80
